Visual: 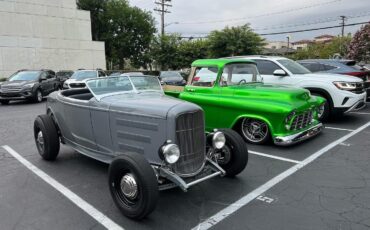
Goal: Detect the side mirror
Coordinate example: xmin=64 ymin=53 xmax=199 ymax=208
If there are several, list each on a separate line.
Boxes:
xmin=273 ymin=69 xmax=287 ymax=76
xmin=40 ymin=76 xmax=47 ymax=81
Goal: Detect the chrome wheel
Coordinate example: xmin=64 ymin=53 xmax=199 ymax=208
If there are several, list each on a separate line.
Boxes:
xmin=120 ymin=173 xmax=138 ymax=200
xmin=37 ymin=90 xmax=42 ymax=102
xmin=36 ymin=131 xmax=44 ymax=152
xmin=317 ymin=104 xmax=325 ymax=119
xmin=241 ymin=118 xmax=269 ymax=143
xmin=216 ymin=145 xmax=232 ymax=165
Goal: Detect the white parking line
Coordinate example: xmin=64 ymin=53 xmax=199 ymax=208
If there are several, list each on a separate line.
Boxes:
xmin=249 ymin=150 xmax=302 ymax=164
xmin=1 ymin=145 xmax=124 ymax=230
xmin=325 ymin=126 xmax=354 ymax=132
xmin=192 ymin=121 xmax=370 ymax=230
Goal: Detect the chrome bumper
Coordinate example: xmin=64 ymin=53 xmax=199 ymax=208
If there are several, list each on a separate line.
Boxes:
xmin=274 ymin=123 xmax=323 ymax=146
xmin=344 ymin=100 xmax=367 ymax=113
xmin=157 ymin=158 xmax=225 ymax=192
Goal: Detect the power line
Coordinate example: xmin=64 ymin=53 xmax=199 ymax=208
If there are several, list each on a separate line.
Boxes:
xmin=174 ymin=0 xmax=341 ymax=25
xmin=154 ymin=0 xmax=172 ymax=35
xmin=259 ymin=21 xmax=368 ymax=36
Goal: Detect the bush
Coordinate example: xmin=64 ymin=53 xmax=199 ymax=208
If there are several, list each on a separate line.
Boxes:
xmin=0 ymin=78 xmax=6 ymax=82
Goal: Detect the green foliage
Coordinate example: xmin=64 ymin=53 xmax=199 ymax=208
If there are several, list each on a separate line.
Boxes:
xmin=348 ymin=23 xmax=370 ymax=63
xmin=0 ymin=78 xmax=6 ymax=82
xmin=77 ymin=0 xmax=156 ymax=69
xmin=207 ymin=24 xmax=265 ymax=58
xmin=290 ymin=36 xmax=351 ymax=60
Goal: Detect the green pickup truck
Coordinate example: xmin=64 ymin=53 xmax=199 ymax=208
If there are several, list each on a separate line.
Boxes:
xmin=164 ymin=59 xmax=325 ymax=146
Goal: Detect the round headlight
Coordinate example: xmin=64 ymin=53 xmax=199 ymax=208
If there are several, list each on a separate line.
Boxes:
xmin=161 ymin=143 xmax=180 ymax=164
xmin=212 ymin=131 xmax=226 ymax=149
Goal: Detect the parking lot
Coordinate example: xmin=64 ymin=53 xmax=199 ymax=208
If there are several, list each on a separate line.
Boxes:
xmin=1 ymin=101 xmax=370 ymax=230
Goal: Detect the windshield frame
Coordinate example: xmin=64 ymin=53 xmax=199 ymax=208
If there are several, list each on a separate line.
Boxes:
xmin=86 ymin=75 xmax=163 ymax=101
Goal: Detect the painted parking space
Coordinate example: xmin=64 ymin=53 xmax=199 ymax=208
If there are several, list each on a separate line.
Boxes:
xmin=0 ymin=101 xmax=369 ymax=230
xmin=210 ymin=125 xmax=370 ymax=230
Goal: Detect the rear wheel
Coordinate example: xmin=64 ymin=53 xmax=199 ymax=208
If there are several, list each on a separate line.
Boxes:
xmin=109 ymin=153 xmax=158 ymax=220
xmin=216 ymin=129 xmax=248 ymax=177
xmin=0 ymin=99 xmax=9 ymax=105
xmin=239 ymin=118 xmax=270 ymax=144
xmin=311 ymin=93 xmax=330 ymax=121
xmin=33 ymin=114 xmax=60 ymax=161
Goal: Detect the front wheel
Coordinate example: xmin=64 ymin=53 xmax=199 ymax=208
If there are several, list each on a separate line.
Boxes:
xmin=240 ymin=118 xmax=271 ymax=144
xmin=33 ymin=89 xmax=43 ymax=103
xmin=109 ymin=153 xmax=158 ymax=220
xmin=33 ymin=114 xmax=60 ymax=161
xmin=216 ymin=129 xmax=248 ymax=177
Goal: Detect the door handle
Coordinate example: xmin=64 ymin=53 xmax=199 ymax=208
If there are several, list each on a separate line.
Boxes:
xmin=187 ymin=88 xmax=195 ymax=92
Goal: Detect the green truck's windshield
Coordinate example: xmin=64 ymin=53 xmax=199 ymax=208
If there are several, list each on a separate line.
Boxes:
xmin=221 ymin=63 xmax=262 ymax=86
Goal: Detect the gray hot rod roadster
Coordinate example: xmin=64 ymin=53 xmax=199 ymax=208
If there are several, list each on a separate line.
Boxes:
xmin=33 ymin=75 xmax=248 ymax=219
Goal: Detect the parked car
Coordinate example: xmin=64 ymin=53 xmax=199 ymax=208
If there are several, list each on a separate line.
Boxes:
xmin=236 ymin=56 xmax=367 ymax=120
xmin=34 ymin=75 xmax=248 ymax=219
xmin=63 ymin=70 xmax=107 ymax=89
xmin=159 ymin=71 xmax=187 ymax=86
xmin=164 ymin=59 xmax=324 ymax=146
xmin=0 ymin=69 xmax=58 ymax=105
xmin=56 ymin=70 xmax=74 ymax=88
xmin=298 ymin=59 xmax=370 ymax=100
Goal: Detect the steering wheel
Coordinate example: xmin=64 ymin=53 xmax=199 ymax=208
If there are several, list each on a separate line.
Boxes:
xmin=238 ymin=79 xmax=247 ymax=85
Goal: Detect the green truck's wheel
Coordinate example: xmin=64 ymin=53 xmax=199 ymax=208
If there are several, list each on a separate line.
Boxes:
xmin=240 ymin=118 xmax=271 ymax=144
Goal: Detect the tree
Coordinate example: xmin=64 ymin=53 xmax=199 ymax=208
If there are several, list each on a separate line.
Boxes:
xmin=149 ymin=34 xmax=182 ymax=70
xmin=207 ymin=24 xmax=265 ymax=58
xmin=291 ymin=36 xmax=352 ymax=60
xmin=177 ymin=39 xmax=209 ymax=68
xmin=77 ymin=0 xmax=107 ymax=41
xmin=348 ymin=23 xmax=370 ymax=63
xmin=77 ymin=0 xmax=156 ymax=69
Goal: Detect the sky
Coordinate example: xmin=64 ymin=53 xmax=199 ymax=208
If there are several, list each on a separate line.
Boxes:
xmin=129 ymin=0 xmax=370 ymax=42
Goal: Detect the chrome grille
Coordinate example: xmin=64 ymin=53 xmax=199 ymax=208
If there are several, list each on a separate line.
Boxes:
xmin=173 ymin=110 xmax=205 ymax=176
xmin=291 ymin=110 xmax=313 ymax=130
xmin=1 ymin=85 xmax=22 ymax=92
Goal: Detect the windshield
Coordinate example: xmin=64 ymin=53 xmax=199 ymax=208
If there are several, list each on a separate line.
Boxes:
xmin=221 ymin=63 xmax=262 ymax=86
xmin=160 ymin=71 xmax=181 ymax=78
xmin=9 ymin=71 xmax=40 ymax=81
xmin=70 ymin=71 xmax=97 ymax=81
xmin=86 ymin=76 xmax=162 ymax=100
xmin=277 ymin=59 xmax=311 ymax=74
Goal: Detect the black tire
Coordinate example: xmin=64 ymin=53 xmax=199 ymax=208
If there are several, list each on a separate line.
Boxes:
xmin=312 ymin=93 xmax=330 ymax=121
xmin=239 ymin=118 xmax=271 ymax=145
xmin=109 ymin=153 xmax=158 ymax=220
xmin=33 ymin=114 xmax=60 ymax=161
xmin=216 ymin=129 xmax=248 ymax=177
xmin=33 ymin=89 xmax=43 ymax=103
xmin=0 ymin=100 xmax=9 ymax=105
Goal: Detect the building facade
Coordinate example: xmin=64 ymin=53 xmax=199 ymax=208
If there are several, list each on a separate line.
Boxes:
xmin=0 ymin=0 xmax=106 ymax=78
xmin=264 ymin=41 xmax=287 ymax=50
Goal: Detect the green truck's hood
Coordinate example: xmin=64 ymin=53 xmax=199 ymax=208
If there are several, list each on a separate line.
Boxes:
xmin=230 ymin=83 xmax=311 ymax=101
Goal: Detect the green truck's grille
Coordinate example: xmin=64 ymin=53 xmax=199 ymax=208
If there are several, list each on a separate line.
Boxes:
xmin=291 ymin=110 xmax=313 ymax=130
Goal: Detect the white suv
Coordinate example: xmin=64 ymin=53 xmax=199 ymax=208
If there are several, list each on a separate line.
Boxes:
xmin=234 ymin=56 xmax=367 ymax=120
xmin=63 ymin=70 xmax=107 ymax=89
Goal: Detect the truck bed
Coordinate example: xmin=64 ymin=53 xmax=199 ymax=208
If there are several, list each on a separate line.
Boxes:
xmin=163 ymin=85 xmax=185 ymax=98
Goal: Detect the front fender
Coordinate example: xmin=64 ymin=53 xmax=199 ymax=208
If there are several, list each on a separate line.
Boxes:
xmin=231 ymin=114 xmax=276 ymax=135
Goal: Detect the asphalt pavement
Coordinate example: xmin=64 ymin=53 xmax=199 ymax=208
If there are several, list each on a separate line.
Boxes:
xmin=0 ymin=100 xmax=369 ymax=230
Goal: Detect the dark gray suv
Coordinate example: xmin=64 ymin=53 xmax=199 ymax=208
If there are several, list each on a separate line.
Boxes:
xmin=0 ymin=70 xmax=59 ymax=105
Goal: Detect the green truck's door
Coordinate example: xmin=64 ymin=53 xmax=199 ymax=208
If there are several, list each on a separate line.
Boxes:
xmin=179 ymin=66 xmax=221 ymax=131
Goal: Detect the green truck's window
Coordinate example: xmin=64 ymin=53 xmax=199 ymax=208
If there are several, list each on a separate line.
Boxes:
xmin=221 ymin=63 xmax=261 ymax=86
xmin=191 ymin=67 xmax=218 ymax=87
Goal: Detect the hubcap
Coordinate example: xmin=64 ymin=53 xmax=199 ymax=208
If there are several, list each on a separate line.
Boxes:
xmin=37 ymin=131 xmax=44 ymax=151
xmin=242 ymin=119 xmax=268 ymax=142
xmin=318 ymin=104 xmax=325 ymax=119
xmin=216 ymin=145 xmax=232 ymax=165
xmin=37 ymin=91 xmax=42 ymax=102
xmin=120 ymin=173 xmax=138 ymax=199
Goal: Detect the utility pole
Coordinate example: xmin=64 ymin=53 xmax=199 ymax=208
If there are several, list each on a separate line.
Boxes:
xmin=154 ymin=0 xmax=172 ymax=36
xmin=340 ymin=15 xmax=347 ymax=37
